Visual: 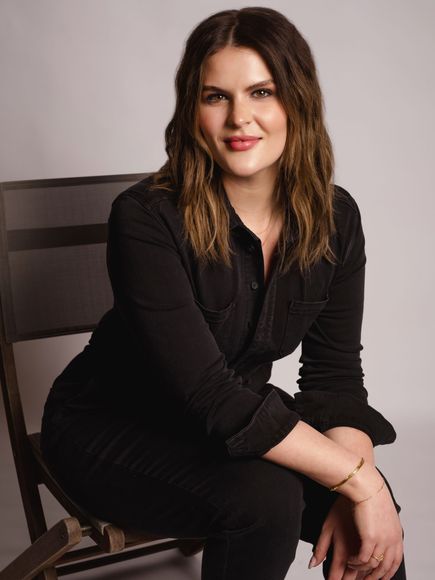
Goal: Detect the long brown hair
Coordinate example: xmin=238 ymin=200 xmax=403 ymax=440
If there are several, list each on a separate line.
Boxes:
xmin=149 ymin=6 xmax=338 ymax=275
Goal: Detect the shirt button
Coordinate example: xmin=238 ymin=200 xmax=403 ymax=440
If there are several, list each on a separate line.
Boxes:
xmin=251 ymin=281 xmax=259 ymax=290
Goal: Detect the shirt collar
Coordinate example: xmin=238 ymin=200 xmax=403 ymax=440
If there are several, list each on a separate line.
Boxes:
xmin=220 ymin=181 xmax=297 ymax=244
xmin=222 ymin=188 xmax=243 ymax=231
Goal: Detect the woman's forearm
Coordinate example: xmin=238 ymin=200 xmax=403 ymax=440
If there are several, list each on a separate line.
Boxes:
xmin=261 ymin=420 xmax=382 ymax=502
xmin=322 ymin=426 xmax=375 ymax=465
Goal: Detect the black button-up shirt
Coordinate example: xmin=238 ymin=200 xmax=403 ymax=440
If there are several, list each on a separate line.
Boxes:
xmin=49 ymin=175 xmax=397 ymax=458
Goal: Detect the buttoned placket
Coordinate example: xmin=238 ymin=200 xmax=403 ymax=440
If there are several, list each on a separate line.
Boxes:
xmin=240 ymin=234 xmax=264 ymax=350
xmin=225 ymin=196 xmax=282 ymax=372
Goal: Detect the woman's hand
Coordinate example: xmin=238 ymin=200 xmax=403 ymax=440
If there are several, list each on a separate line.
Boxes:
xmin=310 ymin=482 xmax=404 ymax=579
xmin=310 ymin=494 xmax=370 ymax=579
xmin=259 ymin=423 xmax=404 ymax=578
xmin=346 ymin=481 xmax=404 ymax=580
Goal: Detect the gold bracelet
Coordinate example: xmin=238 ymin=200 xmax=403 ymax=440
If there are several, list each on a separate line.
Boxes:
xmin=329 ymin=457 xmax=365 ymax=492
xmin=352 ymin=479 xmax=385 ymax=508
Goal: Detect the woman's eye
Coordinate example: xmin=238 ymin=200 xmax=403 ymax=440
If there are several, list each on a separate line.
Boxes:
xmin=203 ymin=89 xmax=273 ymax=103
xmin=253 ymin=89 xmax=273 ymax=98
xmin=205 ymin=93 xmax=227 ymax=103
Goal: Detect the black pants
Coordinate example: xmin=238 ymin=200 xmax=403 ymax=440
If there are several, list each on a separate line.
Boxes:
xmin=41 ymin=404 xmax=406 ymax=580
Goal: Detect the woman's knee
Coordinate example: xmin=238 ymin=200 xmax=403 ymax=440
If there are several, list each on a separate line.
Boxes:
xmin=216 ymin=459 xmax=306 ymax=534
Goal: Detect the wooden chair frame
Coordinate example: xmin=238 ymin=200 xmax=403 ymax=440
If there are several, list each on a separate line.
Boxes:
xmin=0 ymin=174 xmax=205 ymax=579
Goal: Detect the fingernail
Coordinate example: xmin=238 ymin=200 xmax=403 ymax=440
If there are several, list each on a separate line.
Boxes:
xmin=308 ymin=555 xmax=317 ymax=569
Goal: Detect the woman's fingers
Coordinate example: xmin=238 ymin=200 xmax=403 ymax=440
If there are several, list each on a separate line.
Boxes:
xmin=341 ymin=565 xmax=359 ymax=580
xmin=368 ymin=546 xmax=388 ymax=571
xmin=309 ymin=523 xmax=333 ymax=568
xmin=383 ymin=558 xmax=402 ymax=580
xmin=359 ymin=546 xmax=397 ymax=579
xmin=362 ymin=544 xmax=404 ymax=580
xmin=346 ymin=561 xmax=374 ymax=573
xmin=347 ymin=541 xmax=403 ymax=579
xmin=347 ymin=538 xmax=377 ymax=568
xmin=391 ymin=544 xmax=405 ymax=578
xmin=327 ymin=544 xmax=356 ymax=580
xmin=347 ymin=543 xmax=385 ymax=573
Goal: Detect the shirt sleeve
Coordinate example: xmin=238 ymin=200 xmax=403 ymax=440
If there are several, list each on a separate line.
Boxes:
xmin=106 ymin=192 xmax=301 ymax=457
xmin=292 ymin=188 xmax=397 ymax=446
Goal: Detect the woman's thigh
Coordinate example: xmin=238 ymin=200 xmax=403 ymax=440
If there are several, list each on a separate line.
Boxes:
xmin=42 ymin=407 xmax=307 ymax=539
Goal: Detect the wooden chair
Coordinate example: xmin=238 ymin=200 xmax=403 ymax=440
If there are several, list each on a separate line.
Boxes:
xmin=0 ymin=173 xmax=206 ymax=579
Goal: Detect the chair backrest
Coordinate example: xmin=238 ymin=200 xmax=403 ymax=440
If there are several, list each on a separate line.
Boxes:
xmin=0 ymin=172 xmax=207 ymax=576
xmin=0 ymin=173 xmax=148 ymax=529
xmin=0 ymin=172 xmax=149 ymax=344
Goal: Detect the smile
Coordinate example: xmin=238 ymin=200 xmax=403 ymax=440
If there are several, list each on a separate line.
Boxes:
xmin=225 ymin=138 xmax=261 ymax=152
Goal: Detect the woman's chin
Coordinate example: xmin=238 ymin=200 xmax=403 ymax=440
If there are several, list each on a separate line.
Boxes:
xmin=221 ymin=165 xmax=269 ymax=181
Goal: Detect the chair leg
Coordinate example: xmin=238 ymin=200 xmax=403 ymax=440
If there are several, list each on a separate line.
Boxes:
xmin=0 ymin=517 xmax=82 ymax=580
xmin=178 ymin=538 xmax=206 ymax=557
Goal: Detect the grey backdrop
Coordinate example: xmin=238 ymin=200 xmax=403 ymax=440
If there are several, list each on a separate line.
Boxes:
xmin=1 ymin=0 xmax=434 ymax=578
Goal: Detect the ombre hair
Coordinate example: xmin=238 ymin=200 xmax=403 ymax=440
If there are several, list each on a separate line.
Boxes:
xmin=149 ymin=6 xmax=338 ymax=275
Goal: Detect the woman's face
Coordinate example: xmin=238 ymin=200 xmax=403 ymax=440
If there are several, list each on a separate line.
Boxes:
xmin=198 ymin=45 xmax=288 ymax=184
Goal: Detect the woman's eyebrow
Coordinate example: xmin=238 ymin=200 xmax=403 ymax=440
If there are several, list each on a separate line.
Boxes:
xmin=202 ymin=79 xmax=275 ymax=92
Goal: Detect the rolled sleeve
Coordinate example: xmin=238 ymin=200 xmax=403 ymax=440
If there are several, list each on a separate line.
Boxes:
xmin=225 ymin=389 xmax=301 ymax=457
xmin=293 ymin=390 xmax=396 ymax=446
xmin=293 ymin=188 xmax=396 ymax=446
xmin=107 ymin=193 xmax=300 ymax=457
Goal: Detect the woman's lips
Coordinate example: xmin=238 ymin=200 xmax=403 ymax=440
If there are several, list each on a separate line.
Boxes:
xmin=225 ymin=138 xmax=261 ymax=151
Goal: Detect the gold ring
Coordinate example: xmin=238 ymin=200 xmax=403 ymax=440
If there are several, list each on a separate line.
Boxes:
xmin=372 ymin=553 xmax=384 ymax=562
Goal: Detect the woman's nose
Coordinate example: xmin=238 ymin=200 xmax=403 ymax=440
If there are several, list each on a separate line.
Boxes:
xmin=227 ymin=98 xmax=253 ymax=127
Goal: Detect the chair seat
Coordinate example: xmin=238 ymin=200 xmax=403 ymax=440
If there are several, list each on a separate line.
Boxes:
xmin=29 ymin=432 xmax=202 ymax=552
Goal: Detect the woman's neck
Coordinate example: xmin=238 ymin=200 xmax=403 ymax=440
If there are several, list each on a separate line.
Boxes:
xmin=222 ymin=173 xmax=280 ymax=229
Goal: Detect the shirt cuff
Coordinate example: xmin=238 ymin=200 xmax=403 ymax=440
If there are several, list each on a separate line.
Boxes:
xmin=292 ymin=390 xmax=397 ymax=446
xmin=225 ymin=389 xmax=301 ymax=457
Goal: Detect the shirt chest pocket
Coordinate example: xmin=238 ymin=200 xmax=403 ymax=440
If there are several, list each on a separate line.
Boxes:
xmin=279 ymin=296 xmax=329 ymax=357
xmin=194 ymin=299 xmax=236 ymax=354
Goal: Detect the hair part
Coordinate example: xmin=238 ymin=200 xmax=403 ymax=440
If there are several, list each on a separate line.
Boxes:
xmin=149 ymin=6 xmax=338 ymax=275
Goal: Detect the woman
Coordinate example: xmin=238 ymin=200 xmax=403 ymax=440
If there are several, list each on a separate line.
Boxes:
xmin=41 ymin=7 xmax=406 ymax=579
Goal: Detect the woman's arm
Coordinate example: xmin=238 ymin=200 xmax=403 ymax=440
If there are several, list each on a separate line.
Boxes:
xmin=261 ymin=413 xmax=404 ymax=579
xmin=308 ymin=426 xmax=380 ymax=575
xmin=323 ymin=426 xmax=375 ymax=465
xmin=261 ymin=420 xmax=382 ymax=501
xmin=292 ymin=187 xmax=397 ymax=447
